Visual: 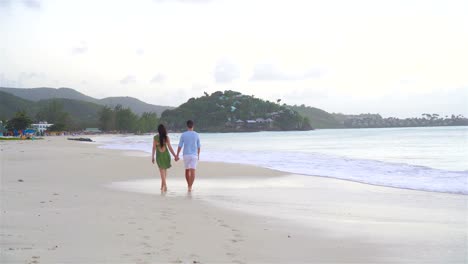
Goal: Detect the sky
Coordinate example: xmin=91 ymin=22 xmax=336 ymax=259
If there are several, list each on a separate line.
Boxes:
xmin=1 ymin=0 xmax=467 ymax=117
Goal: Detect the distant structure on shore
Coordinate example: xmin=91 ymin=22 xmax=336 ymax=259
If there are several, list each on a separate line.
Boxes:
xmin=31 ymin=121 xmax=53 ymax=134
xmin=333 ymin=113 xmax=468 ymax=128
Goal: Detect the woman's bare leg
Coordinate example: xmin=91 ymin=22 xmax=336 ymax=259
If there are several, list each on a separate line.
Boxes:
xmin=162 ymin=169 xmax=167 ymax=192
xmin=159 ymin=168 xmax=167 ymax=191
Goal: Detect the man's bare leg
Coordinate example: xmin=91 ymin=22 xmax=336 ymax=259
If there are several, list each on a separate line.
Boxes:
xmin=185 ymin=169 xmax=190 ymax=189
xmin=188 ymin=169 xmax=196 ymax=191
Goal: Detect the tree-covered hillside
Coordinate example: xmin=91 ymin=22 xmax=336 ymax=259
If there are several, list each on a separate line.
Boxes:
xmin=161 ymin=90 xmax=312 ymax=132
xmin=0 ymin=91 xmax=35 ymax=120
xmin=0 ymin=87 xmax=97 ymax=103
xmin=290 ymin=105 xmax=343 ymax=128
xmin=0 ymin=91 xmax=105 ymax=129
xmin=35 ymin=98 xmax=104 ymax=129
xmin=1 ymin=90 xmax=163 ymax=132
xmin=0 ymin=87 xmax=174 ymax=116
xmin=99 ymin=96 xmax=172 ymax=116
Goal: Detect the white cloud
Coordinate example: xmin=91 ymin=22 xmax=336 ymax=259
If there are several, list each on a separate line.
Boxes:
xmin=136 ymin=48 xmax=144 ymax=56
xmin=1 ymin=0 xmax=467 ymax=116
xmin=120 ymin=75 xmax=136 ymax=85
xmin=214 ymin=60 xmax=240 ymax=83
xmin=23 ymin=0 xmax=41 ymax=9
xmin=72 ymin=41 xmax=88 ymax=54
xmin=150 ymin=73 xmax=165 ymax=83
xmin=250 ymin=64 xmax=322 ymax=82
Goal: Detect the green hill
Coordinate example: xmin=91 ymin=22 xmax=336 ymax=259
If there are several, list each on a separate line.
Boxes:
xmin=99 ymin=96 xmax=172 ymax=116
xmin=0 ymin=87 xmax=173 ymax=116
xmin=35 ymin=98 xmax=104 ymax=128
xmin=0 ymin=91 xmax=36 ymax=120
xmin=1 ymin=88 xmax=345 ymax=131
xmin=0 ymin=87 xmax=97 ymax=103
xmin=161 ymin=90 xmax=312 ymax=132
xmin=290 ymin=105 xmax=343 ymax=128
xmin=0 ymin=91 xmax=104 ymax=128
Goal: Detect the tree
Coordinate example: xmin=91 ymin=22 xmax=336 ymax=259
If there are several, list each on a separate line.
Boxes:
xmin=137 ymin=112 xmax=158 ymax=133
xmin=98 ymin=106 xmax=115 ymax=131
xmin=36 ymin=100 xmax=70 ymax=130
xmin=6 ymin=111 xmax=32 ymax=131
xmin=48 ymin=123 xmax=67 ymax=132
xmin=114 ymin=105 xmax=138 ymax=133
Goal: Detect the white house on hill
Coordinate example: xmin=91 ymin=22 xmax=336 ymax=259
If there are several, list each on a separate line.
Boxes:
xmin=31 ymin=121 xmax=53 ymax=133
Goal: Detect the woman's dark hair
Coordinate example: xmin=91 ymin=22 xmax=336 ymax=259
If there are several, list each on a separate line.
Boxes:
xmin=157 ymin=124 xmax=167 ymax=147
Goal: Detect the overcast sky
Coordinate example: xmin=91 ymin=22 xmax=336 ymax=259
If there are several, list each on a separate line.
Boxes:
xmin=1 ymin=0 xmax=467 ymax=117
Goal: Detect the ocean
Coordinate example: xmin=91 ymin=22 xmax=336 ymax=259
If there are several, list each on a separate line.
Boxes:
xmin=95 ymin=126 xmax=468 ymax=195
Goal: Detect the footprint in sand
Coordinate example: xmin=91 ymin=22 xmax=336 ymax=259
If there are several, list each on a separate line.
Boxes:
xmin=140 ymin=242 xmax=152 ymax=249
xmin=28 ymin=256 xmax=40 ymax=264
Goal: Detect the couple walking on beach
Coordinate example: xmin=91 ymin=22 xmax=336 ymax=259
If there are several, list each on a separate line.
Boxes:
xmin=151 ymin=120 xmax=201 ymax=192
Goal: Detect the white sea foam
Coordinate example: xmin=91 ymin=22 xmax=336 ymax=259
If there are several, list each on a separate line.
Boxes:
xmin=95 ymin=127 xmax=468 ymax=195
xmin=201 ymin=150 xmax=468 ymax=194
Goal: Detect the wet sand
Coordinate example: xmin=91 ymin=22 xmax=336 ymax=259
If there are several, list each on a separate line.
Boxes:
xmin=1 ymin=137 xmax=466 ymax=263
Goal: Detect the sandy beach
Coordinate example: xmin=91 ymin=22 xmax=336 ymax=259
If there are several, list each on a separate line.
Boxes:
xmin=1 ymin=137 xmax=467 ymax=263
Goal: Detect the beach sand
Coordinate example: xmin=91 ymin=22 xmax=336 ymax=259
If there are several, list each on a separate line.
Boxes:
xmin=1 ymin=137 xmax=467 ymax=263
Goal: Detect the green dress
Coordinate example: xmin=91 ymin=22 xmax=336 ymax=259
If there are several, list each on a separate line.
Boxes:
xmin=154 ymin=135 xmax=171 ymax=169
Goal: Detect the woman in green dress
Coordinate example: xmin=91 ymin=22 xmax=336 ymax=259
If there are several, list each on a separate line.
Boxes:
xmin=152 ymin=124 xmax=178 ymax=192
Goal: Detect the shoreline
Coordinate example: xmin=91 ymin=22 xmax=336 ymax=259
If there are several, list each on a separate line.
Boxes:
xmin=92 ymin=134 xmax=468 ymax=196
xmin=1 ymin=137 xmax=467 ymax=263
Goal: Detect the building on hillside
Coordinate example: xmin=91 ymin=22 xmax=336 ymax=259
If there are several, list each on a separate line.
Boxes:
xmin=31 ymin=121 xmax=53 ymax=134
xmin=246 ymin=120 xmax=257 ymax=128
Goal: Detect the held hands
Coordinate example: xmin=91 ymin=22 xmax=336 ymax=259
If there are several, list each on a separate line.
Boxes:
xmin=174 ymin=155 xmax=180 ymax=162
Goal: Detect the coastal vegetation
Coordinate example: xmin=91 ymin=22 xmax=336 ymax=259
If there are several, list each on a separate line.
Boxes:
xmin=5 ymin=111 xmax=32 ymax=131
xmin=98 ymin=105 xmax=158 ymax=133
xmin=0 ymin=87 xmax=467 ymax=132
xmin=160 ymin=90 xmax=312 ymax=132
xmin=290 ymin=105 xmax=343 ymax=128
xmin=333 ymin=113 xmax=468 ymax=128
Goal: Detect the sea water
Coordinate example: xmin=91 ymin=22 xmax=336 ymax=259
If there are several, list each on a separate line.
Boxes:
xmin=96 ymin=126 xmax=468 ymax=195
